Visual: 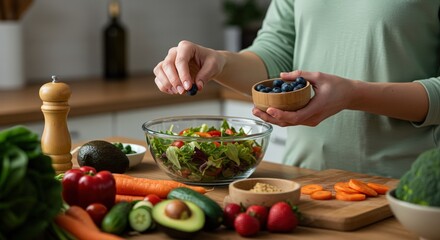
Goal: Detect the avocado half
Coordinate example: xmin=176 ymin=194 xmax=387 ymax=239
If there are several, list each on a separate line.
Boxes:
xmin=152 ymin=200 xmax=205 ymax=239
xmin=77 ymin=140 xmax=129 ymax=173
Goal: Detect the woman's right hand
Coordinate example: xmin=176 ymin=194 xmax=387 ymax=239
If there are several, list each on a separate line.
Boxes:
xmin=153 ymin=40 xmax=226 ymax=95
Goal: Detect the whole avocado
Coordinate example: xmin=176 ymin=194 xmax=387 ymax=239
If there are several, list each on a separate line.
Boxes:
xmin=77 ymin=140 xmax=129 ymax=173
xmin=396 ymin=148 xmax=440 ymax=207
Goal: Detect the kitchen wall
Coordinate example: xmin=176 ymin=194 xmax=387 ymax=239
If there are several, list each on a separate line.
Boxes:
xmin=21 ymin=0 xmax=229 ymax=83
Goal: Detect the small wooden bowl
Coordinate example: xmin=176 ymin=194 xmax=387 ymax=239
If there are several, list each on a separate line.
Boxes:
xmin=224 ymin=178 xmax=301 ymax=208
xmin=252 ymin=78 xmax=311 ymax=111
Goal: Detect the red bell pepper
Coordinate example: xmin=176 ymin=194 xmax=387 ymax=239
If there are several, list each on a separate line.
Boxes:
xmin=62 ymin=166 xmax=116 ymax=209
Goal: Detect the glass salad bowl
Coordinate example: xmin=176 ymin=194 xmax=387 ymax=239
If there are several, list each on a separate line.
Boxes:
xmin=142 ymin=116 xmax=273 ymax=186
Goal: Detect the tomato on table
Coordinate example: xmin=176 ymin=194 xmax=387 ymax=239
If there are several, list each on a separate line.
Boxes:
xmin=144 ymin=194 xmax=162 ymax=206
xmin=86 ymin=203 xmax=108 ymax=226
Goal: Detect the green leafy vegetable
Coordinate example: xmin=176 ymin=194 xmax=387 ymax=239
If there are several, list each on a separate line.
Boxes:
xmin=0 ymin=126 xmax=63 ymax=239
xmin=396 ymin=148 xmax=440 ymax=207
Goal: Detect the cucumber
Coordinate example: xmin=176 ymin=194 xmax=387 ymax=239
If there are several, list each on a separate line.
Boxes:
xmin=101 ymin=201 xmax=132 ymax=235
xmin=129 ymin=206 xmax=153 ymax=232
xmin=132 ymin=200 xmax=153 ymax=210
xmin=167 ymin=187 xmax=223 ymax=230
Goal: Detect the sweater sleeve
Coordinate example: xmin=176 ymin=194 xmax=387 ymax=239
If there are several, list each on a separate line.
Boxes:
xmin=242 ymin=0 xmax=296 ymax=78
xmin=414 ymin=77 xmax=440 ymax=127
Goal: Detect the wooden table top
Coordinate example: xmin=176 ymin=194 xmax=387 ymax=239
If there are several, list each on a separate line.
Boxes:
xmin=72 ymin=136 xmax=417 ymax=240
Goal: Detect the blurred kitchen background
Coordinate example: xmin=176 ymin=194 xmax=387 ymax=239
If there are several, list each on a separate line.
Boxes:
xmin=0 ymin=0 xmax=289 ymax=163
xmin=10 ymin=0 xmax=270 ymax=82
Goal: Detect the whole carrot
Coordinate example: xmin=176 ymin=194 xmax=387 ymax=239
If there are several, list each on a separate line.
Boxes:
xmin=65 ymin=205 xmax=99 ymax=231
xmin=115 ymin=194 xmax=146 ymax=203
xmin=55 ymin=214 xmax=124 ymax=240
xmin=114 ymin=176 xmax=173 ymax=198
xmin=113 ymin=174 xmax=208 ymax=194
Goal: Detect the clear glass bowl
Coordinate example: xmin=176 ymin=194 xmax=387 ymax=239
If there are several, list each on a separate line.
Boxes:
xmin=142 ymin=116 xmax=273 ymax=186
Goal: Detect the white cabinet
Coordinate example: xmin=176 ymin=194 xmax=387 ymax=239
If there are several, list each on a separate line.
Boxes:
xmin=114 ymin=100 xmax=222 ymax=141
xmin=222 ymin=100 xmax=286 ymax=164
xmin=0 ymin=113 xmax=113 ymax=143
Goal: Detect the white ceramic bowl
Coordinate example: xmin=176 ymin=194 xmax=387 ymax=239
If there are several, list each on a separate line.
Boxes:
xmin=122 ymin=143 xmax=146 ymax=168
xmin=386 ymin=189 xmax=440 ymax=240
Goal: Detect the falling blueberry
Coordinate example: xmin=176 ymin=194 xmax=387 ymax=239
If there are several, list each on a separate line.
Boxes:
xmin=187 ymin=84 xmax=198 ymax=96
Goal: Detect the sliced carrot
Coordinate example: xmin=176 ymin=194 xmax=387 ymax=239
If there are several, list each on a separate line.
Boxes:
xmin=348 ymin=179 xmax=378 ymax=197
xmin=301 ymin=184 xmax=324 ymax=195
xmin=334 ymin=182 xmax=361 ymax=194
xmin=55 ymin=214 xmax=123 ymax=240
xmin=65 ymin=205 xmax=99 ymax=231
xmin=335 ymin=191 xmax=366 ymax=201
xmin=115 ymin=194 xmax=146 ymax=203
xmin=310 ymin=190 xmax=333 ymax=200
xmin=113 ymin=174 xmax=208 ymax=194
xmin=366 ymin=182 xmax=390 ymax=195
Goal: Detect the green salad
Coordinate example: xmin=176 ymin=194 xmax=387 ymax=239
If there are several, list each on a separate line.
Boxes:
xmin=148 ymin=120 xmax=263 ymax=182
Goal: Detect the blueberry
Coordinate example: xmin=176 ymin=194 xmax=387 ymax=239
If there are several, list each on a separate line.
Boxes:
xmin=272 ymin=87 xmax=282 ymax=93
xmin=294 ymin=84 xmax=305 ymax=91
xmin=281 ymin=82 xmax=293 ymax=92
xmin=262 ymin=87 xmax=272 ymax=93
xmin=186 ymin=84 xmax=198 ymax=96
xmin=272 ymin=79 xmax=284 ymax=88
xmin=296 ymin=77 xmax=306 ymax=85
xmin=255 ymin=84 xmax=265 ymax=91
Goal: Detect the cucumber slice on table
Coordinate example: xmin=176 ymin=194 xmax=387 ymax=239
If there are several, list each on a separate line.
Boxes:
xmin=129 ymin=206 xmax=153 ymax=232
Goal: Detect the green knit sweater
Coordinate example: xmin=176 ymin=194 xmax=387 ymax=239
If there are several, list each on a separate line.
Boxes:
xmin=245 ymin=0 xmax=440 ymax=178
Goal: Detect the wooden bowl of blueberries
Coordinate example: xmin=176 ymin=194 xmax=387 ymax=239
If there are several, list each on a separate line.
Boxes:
xmin=252 ymin=77 xmax=311 ymax=111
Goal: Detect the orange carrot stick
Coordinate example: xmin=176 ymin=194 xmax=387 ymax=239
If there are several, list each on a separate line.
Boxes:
xmin=366 ymin=182 xmax=390 ymax=195
xmin=348 ymin=179 xmax=378 ymax=197
xmin=334 ymin=182 xmax=361 ymax=194
xmin=335 ymin=191 xmax=366 ymax=201
xmin=55 ymin=214 xmax=123 ymax=240
xmin=113 ymin=174 xmax=208 ymax=194
xmin=301 ymin=184 xmax=324 ymax=195
xmin=65 ymin=205 xmax=99 ymax=231
xmin=310 ymin=190 xmax=333 ymax=200
xmin=114 ymin=176 xmax=173 ymax=198
xmin=115 ymin=194 xmax=146 ymax=203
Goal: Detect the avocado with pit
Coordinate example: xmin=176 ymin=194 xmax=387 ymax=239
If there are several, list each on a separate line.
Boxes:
xmin=77 ymin=140 xmax=129 ymax=173
xmin=152 ymin=199 xmax=205 ymax=239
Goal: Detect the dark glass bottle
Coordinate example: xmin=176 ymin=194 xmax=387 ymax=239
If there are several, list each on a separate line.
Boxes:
xmin=103 ymin=0 xmax=127 ymax=80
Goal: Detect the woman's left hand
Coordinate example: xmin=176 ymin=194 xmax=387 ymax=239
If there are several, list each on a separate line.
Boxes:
xmin=252 ymin=70 xmax=357 ymax=127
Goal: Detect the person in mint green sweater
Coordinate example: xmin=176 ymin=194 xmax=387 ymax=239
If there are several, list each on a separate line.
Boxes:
xmin=153 ymin=1 xmax=440 ymax=178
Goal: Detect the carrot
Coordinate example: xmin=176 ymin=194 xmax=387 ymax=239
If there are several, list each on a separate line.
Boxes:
xmin=113 ymin=174 xmax=208 ymax=194
xmin=301 ymin=184 xmax=324 ymax=195
xmin=335 ymin=191 xmax=366 ymax=201
xmin=115 ymin=194 xmax=146 ymax=203
xmin=55 ymin=214 xmax=124 ymax=240
xmin=366 ymin=182 xmax=390 ymax=195
xmin=114 ymin=175 xmax=173 ymax=198
xmin=310 ymin=190 xmax=333 ymax=200
xmin=348 ymin=179 xmax=378 ymax=197
xmin=65 ymin=205 xmax=99 ymax=231
xmin=334 ymin=182 xmax=361 ymax=194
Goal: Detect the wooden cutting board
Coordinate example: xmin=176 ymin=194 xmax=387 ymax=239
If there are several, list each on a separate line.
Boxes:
xmin=292 ymin=169 xmax=399 ymax=231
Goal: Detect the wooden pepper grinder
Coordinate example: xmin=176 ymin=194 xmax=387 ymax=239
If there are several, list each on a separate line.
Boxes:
xmin=39 ymin=76 xmax=72 ymax=173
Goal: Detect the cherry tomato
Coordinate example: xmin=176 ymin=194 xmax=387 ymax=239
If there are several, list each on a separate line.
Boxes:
xmin=144 ymin=194 xmax=162 ymax=206
xmin=225 ymin=129 xmax=234 ymax=135
xmin=86 ymin=203 xmax=108 ymax=226
xmin=207 ymin=130 xmax=221 ymax=137
xmin=171 ymin=140 xmax=184 ymax=148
